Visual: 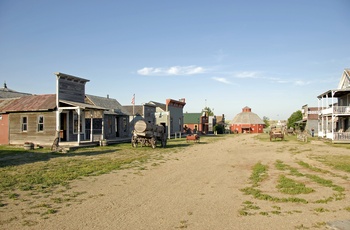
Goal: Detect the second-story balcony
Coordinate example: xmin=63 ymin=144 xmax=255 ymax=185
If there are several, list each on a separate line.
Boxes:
xmin=320 ymin=106 xmax=350 ymax=116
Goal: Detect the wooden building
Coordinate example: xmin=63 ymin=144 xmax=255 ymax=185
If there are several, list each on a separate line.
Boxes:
xmin=318 ymin=69 xmax=350 ymax=143
xmin=230 ymin=106 xmax=264 ymax=133
xmin=0 ymin=73 xmax=106 ymax=146
xmin=150 ymin=98 xmax=186 ymax=138
xmin=123 ymin=103 xmax=157 ymax=135
xmin=183 ymin=112 xmax=202 ymax=134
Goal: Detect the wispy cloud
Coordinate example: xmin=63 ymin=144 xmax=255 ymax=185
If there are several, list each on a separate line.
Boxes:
xmin=212 ymin=77 xmax=232 ymax=84
xmin=294 ymin=80 xmax=311 ymax=86
xmin=235 ymin=71 xmax=261 ymax=78
xmin=232 ymin=70 xmax=314 ymax=87
xmin=137 ymin=65 xmax=206 ymax=76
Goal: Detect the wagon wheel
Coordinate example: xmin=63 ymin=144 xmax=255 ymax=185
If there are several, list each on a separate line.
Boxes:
xmin=131 ymin=136 xmax=137 ymax=148
xmin=151 ymin=137 xmax=156 ymax=149
xmin=140 ymin=139 xmax=145 ymax=147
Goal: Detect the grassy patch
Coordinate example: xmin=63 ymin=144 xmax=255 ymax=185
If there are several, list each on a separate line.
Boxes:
xmin=313 ymin=155 xmax=350 ymax=173
xmin=276 ymin=175 xmax=314 ymax=195
xmin=250 ymin=162 xmax=268 ymax=187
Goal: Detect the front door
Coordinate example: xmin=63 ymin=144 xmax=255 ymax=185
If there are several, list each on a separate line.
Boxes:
xmin=60 ymin=112 xmax=68 ymax=141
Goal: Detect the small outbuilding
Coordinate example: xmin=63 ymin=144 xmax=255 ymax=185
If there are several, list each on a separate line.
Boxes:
xmin=230 ymin=106 xmax=265 ymax=133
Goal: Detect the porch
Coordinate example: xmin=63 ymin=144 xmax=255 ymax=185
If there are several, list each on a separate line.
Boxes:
xmin=320 ymin=106 xmax=350 ymax=115
xmin=58 ymin=137 xmax=131 ymax=151
xmin=318 ymin=131 xmax=350 ymax=143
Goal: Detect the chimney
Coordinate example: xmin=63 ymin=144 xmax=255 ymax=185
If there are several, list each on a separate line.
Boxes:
xmin=107 ymin=94 xmax=109 ymax=99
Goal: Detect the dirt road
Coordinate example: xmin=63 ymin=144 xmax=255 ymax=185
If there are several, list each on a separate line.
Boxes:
xmin=4 ymin=134 xmax=350 ymax=229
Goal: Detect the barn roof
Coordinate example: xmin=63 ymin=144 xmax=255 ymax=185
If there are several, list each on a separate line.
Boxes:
xmin=231 ymin=107 xmax=264 ymax=125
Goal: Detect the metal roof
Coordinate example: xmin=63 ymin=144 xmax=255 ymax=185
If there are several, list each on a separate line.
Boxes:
xmin=0 ymin=94 xmax=56 ymax=112
xmin=184 ymin=113 xmax=202 ymax=123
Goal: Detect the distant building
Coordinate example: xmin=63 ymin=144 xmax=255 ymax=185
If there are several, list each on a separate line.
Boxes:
xmin=183 ymin=112 xmax=202 ymax=134
xmin=123 ymin=103 xmax=157 ymax=134
xmin=150 ymin=98 xmax=186 ymax=138
xmin=230 ymin=106 xmax=265 ymax=133
xmin=0 ymin=82 xmax=31 ymax=98
xmin=297 ymin=104 xmax=318 ymax=134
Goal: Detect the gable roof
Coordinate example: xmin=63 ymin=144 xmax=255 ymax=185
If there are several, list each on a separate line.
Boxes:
xmin=184 ymin=113 xmax=202 ymax=123
xmin=0 ymin=94 xmax=56 ymax=112
xmin=123 ymin=105 xmax=142 ymax=116
xmin=149 ymin=101 xmax=166 ymax=111
xmin=85 ymin=94 xmax=129 ymax=115
xmin=0 ymin=83 xmax=32 ymax=99
xmin=337 ymin=69 xmax=350 ymax=89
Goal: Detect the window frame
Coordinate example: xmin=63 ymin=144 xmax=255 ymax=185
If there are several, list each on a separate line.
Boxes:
xmin=21 ymin=116 xmax=28 ymax=132
xmin=37 ymin=115 xmax=44 ymax=132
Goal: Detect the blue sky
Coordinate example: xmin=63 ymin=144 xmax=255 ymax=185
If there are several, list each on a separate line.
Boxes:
xmin=1 ymin=0 xmax=349 ymax=120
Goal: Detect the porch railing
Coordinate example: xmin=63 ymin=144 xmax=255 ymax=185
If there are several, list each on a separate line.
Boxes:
xmin=333 ymin=132 xmax=350 ymax=141
xmin=321 ymin=106 xmax=350 ymax=115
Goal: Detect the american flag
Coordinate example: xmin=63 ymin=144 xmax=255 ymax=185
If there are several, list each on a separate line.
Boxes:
xmin=131 ymin=94 xmax=135 ymax=105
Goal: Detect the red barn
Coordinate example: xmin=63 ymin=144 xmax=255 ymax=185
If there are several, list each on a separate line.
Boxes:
xmin=230 ymin=106 xmax=265 ymax=133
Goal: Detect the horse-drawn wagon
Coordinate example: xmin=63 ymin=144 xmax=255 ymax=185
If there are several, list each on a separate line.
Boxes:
xmin=269 ymin=127 xmax=284 ymax=141
xmin=131 ymin=120 xmax=167 ymax=148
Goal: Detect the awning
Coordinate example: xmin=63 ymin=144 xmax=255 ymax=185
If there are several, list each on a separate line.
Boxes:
xmin=59 ymin=100 xmax=106 ymax=110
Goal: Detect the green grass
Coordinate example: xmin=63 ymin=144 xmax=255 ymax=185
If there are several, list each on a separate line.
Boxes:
xmin=313 ymin=155 xmax=350 ymax=173
xmin=250 ymin=162 xmax=268 ymax=187
xmin=276 ymin=175 xmax=314 ymax=195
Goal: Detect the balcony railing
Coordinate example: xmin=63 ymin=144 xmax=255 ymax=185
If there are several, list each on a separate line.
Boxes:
xmin=320 ymin=106 xmax=350 ymax=115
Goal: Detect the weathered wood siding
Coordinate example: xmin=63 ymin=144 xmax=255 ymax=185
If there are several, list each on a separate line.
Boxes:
xmin=9 ymin=112 xmax=56 ymax=145
xmin=0 ymin=114 xmax=9 ymax=144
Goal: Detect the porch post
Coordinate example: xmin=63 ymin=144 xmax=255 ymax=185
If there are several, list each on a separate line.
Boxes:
xmin=90 ymin=110 xmax=93 ymax=142
xmin=77 ymin=108 xmax=81 ymax=144
xmin=101 ymin=113 xmax=105 ymax=140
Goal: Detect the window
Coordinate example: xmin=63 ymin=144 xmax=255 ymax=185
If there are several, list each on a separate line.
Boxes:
xmin=38 ymin=115 xmax=44 ymax=132
xmin=73 ymin=112 xmax=83 ymax=134
xmin=22 ymin=116 xmax=28 ymax=132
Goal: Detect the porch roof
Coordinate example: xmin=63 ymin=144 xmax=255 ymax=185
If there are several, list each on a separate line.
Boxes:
xmin=317 ymin=88 xmax=350 ymax=99
xmin=59 ymin=100 xmax=106 ymax=110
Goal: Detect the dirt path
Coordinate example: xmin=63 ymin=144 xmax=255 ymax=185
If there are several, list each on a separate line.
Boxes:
xmin=4 ymin=134 xmax=350 ymax=229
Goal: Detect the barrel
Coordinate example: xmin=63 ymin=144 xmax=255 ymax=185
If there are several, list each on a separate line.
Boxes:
xmin=134 ymin=120 xmax=154 ymax=133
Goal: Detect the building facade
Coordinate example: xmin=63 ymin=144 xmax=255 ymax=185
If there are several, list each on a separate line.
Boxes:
xmin=230 ymin=106 xmax=265 ymax=134
xmin=318 ymin=69 xmax=350 ymax=143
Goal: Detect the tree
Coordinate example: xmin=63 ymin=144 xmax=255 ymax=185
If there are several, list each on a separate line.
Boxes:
xmin=203 ymin=107 xmax=214 ymax=116
xmin=287 ymin=110 xmax=302 ymax=129
xmin=214 ymin=124 xmax=224 ymax=134
xmin=263 ymin=116 xmax=270 ymax=128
